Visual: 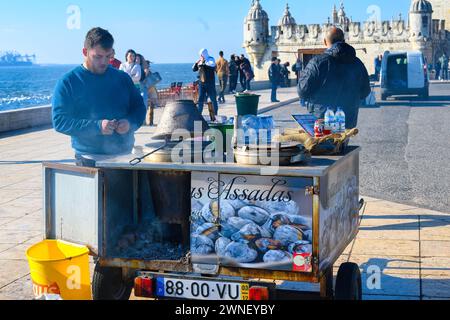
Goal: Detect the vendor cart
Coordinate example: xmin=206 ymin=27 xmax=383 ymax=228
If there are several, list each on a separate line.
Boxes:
xmin=42 ymin=146 xmax=362 ymax=301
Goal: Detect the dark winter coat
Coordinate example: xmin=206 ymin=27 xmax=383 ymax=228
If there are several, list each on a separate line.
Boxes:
xmin=297 ymin=42 xmax=370 ymax=128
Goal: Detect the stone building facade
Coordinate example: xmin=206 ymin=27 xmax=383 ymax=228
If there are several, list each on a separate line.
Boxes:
xmin=243 ymin=0 xmax=450 ymax=81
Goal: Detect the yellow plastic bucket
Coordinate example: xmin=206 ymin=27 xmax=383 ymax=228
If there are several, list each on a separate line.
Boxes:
xmin=26 ymin=240 xmax=92 ymax=300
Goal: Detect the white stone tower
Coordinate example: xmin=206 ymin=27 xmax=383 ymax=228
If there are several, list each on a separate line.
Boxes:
xmin=409 ymin=0 xmax=434 ymax=62
xmin=243 ymin=0 xmax=269 ymax=67
xmin=409 ymin=0 xmax=433 ymax=39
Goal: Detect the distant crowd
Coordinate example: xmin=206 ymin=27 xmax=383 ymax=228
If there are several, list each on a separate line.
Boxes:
xmin=108 ymin=49 xmax=159 ymax=115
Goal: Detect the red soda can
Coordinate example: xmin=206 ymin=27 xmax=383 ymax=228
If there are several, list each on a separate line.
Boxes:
xmin=314 ymin=119 xmax=325 ymax=138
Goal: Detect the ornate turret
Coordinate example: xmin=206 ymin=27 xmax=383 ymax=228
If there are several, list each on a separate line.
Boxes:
xmin=244 ymin=0 xmax=270 ymax=67
xmin=409 ymin=0 xmax=433 ymax=39
xmin=332 ymin=5 xmax=338 ymax=24
xmin=337 ymin=2 xmax=350 ymax=31
xmin=278 ymin=4 xmax=296 ymax=26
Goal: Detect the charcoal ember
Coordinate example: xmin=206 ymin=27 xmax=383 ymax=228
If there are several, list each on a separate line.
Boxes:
xmin=219 ymin=201 xmax=236 ymax=223
xmin=220 ymin=217 xmax=253 ymax=238
xmin=231 ymin=222 xmax=262 ymax=242
xmin=201 ymin=201 xmax=219 ymax=223
xmin=191 ymin=234 xmax=214 ymax=255
xmin=237 ymin=206 xmax=270 ymax=226
xmin=141 ymin=243 xmax=185 ymax=261
xmin=256 ymin=200 xmax=299 ymax=216
xmin=224 ymin=241 xmax=258 ymax=263
xmin=195 ymin=223 xmax=220 ymax=241
xmin=255 ymin=238 xmax=283 ymax=253
xmin=288 ymin=241 xmax=312 ymax=254
xmin=273 ymin=225 xmax=304 ymax=246
xmin=263 ymin=250 xmax=292 ymax=263
xmin=215 ymin=237 xmax=232 ymax=257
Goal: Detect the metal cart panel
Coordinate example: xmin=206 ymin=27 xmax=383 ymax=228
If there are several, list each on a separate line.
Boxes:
xmin=43 ymin=164 xmax=103 ymax=255
xmin=318 ymin=151 xmax=360 ymax=272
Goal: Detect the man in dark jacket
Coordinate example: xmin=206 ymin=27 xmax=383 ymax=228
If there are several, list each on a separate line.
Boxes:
xmin=268 ymin=57 xmax=281 ymax=102
xmin=292 ymin=58 xmax=303 ymax=84
xmin=298 ymin=27 xmax=370 ymax=129
xmin=229 ymin=54 xmax=239 ymax=93
xmin=236 ymin=56 xmax=246 ymax=92
xmin=193 ymin=48 xmax=219 ymax=114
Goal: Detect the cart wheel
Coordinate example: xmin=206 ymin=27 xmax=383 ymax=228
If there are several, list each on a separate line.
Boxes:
xmin=335 ymin=263 xmax=362 ymax=300
xmin=92 ymin=263 xmax=133 ymax=300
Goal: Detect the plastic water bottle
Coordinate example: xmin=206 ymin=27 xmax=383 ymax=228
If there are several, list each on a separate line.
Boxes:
xmin=324 ymin=107 xmax=335 ymax=135
xmin=335 ymin=108 xmax=346 ymax=133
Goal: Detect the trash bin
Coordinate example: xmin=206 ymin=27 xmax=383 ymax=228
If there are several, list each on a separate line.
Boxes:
xmin=235 ymin=93 xmax=260 ymax=116
xmin=26 ymin=240 xmax=92 ymax=300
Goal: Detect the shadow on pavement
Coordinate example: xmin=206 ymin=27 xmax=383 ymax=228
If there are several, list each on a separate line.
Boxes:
xmin=0 ymin=125 xmax=53 ymax=139
xmin=358 ymin=258 xmax=450 ymax=300
xmin=360 ymin=214 xmax=450 ymax=231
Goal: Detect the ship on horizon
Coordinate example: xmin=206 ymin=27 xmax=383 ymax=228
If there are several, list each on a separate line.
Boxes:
xmin=0 ymin=51 xmax=36 ymax=67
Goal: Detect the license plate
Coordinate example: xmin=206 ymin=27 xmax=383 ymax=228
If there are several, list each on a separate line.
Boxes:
xmin=156 ymin=277 xmax=249 ymax=300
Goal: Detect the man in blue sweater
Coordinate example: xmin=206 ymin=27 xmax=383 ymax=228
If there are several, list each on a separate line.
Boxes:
xmin=52 ymin=27 xmax=146 ymax=165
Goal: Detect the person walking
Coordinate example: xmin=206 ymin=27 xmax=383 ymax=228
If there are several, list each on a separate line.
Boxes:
xmin=236 ymin=56 xmax=246 ymax=92
xmin=240 ymin=54 xmax=254 ymax=92
xmin=439 ymin=53 xmax=449 ymax=81
xmin=216 ymin=51 xmax=229 ymax=103
xmin=282 ymin=62 xmax=291 ymax=87
xmin=297 ymin=27 xmax=371 ymax=129
xmin=268 ymin=57 xmax=281 ymax=103
xmin=135 ymin=54 xmax=149 ymax=110
xmin=119 ymin=49 xmax=142 ymax=87
xmin=142 ymin=60 xmax=160 ymax=126
xmin=292 ymin=58 xmax=303 ymax=84
xmin=193 ymin=48 xmax=219 ymax=115
xmin=374 ymin=54 xmax=383 ymax=81
xmin=52 ymin=27 xmax=146 ymax=166
xmin=435 ymin=60 xmax=442 ymax=81
xmin=278 ymin=59 xmax=286 ymax=87
xmin=228 ymin=54 xmax=239 ymax=94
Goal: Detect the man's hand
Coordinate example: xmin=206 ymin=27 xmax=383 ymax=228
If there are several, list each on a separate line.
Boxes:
xmin=116 ymin=119 xmax=131 ymax=135
xmin=101 ymin=120 xmax=118 ymax=135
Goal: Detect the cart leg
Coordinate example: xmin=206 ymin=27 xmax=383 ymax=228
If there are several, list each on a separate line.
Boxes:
xmin=146 ymin=105 xmax=155 ymax=126
xmin=320 ymin=266 xmax=334 ymax=299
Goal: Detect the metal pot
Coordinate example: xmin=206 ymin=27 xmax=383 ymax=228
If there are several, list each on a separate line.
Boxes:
xmin=152 ymin=100 xmax=209 ymax=140
xmin=234 ymin=143 xmax=311 ymax=166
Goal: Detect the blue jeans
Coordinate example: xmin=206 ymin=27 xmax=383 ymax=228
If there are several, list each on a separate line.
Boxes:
xmin=198 ymin=82 xmax=218 ymax=114
xmin=271 ymin=82 xmax=278 ymax=101
xmin=229 ymin=75 xmax=238 ymax=92
xmin=243 ymin=79 xmax=251 ymax=91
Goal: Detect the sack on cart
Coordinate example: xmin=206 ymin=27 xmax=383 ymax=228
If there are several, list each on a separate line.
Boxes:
xmin=274 ymin=128 xmax=359 ymax=155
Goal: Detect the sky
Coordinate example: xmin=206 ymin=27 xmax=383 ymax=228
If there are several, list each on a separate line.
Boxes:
xmin=0 ymin=0 xmax=411 ymax=64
